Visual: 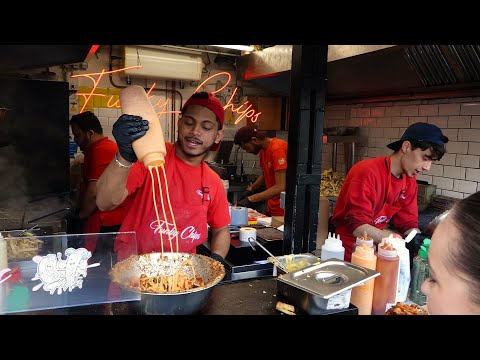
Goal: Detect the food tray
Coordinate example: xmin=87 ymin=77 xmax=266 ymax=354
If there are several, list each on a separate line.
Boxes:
xmin=269 ymin=253 xmax=320 ymax=275
xmin=276 ymin=259 xmax=380 ymax=313
xmin=256 ymin=227 xmax=284 ymax=241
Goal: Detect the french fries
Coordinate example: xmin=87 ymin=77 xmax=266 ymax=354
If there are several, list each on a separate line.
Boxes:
xmin=4 ymin=232 xmax=43 ymax=260
xmin=276 ymin=301 xmax=296 ymax=315
xmin=320 ymin=169 xmax=345 ymax=197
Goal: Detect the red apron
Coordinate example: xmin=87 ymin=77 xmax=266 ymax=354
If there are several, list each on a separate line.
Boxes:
xmin=339 ymin=156 xmax=406 ymax=261
xmin=116 ymin=148 xmax=211 ymax=261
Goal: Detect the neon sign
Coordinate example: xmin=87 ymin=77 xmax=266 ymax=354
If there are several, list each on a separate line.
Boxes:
xmin=72 ymin=68 xmax=261 ymax=123
xmin=195 ymin=72 xmax=261 ymax=124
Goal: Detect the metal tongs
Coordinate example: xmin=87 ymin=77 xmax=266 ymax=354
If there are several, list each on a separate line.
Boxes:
xmin=18 ymin=224 xmax=39 ymax=237
xmin=247 ymin=237 xmax=289 ymax=273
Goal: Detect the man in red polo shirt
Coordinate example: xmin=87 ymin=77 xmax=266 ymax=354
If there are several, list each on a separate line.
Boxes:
xmin=70 ymin=111 xmax=129 ymax=252
xmin=233 ymin=126 xmax=287 ymax=216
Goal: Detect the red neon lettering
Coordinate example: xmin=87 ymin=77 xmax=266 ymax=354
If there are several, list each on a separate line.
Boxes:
xmin=71 ymin=67 xmax=180 ymax=116
xmin=72 ymin=68 xmax=261 ymax=122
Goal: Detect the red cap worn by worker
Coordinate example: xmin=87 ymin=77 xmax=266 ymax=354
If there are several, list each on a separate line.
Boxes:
xmin=181 ymin=92 xmax=225 ymax=151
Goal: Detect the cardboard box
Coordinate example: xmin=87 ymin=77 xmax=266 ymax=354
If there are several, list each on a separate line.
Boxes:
xmin=271 ymin=216 xmax=284 ymax=228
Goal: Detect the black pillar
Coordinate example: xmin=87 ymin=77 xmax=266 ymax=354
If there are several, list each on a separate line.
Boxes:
xmin=283 ymin=45 xmax=328 ymax=255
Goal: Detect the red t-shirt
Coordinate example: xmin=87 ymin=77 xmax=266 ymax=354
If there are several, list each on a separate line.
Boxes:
xmin=259 ymin=138 xmax=288 ymax=216
xmin=80 ymin=137 xmax=129 ymax=233
xmin=331 ymin=156 xmax=418 ymax=261
xmin=115 ymin=142 xmax=230 ymax=260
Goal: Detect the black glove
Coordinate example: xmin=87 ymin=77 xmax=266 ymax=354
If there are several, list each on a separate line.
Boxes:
xmin=238 ymin=189 xmax=254 ymax=202
xmin=406 ymin=233 xmax=428 ymax=267
xmin=209 ymin=252 xmax=225 ymax=264
xmin=112 ymin=114 xmax=149 ymax=163
xmin=237 ymin=196 xmax=257 ymax=209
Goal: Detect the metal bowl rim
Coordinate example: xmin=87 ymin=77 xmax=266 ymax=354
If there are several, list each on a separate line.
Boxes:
xmin=112 ymin=252 xmax=226 ymax=296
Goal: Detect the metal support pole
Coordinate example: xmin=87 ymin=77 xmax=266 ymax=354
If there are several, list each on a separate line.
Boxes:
xmin=283 ymin=45 xmax=328 ymax=255
xmin=332 ymin=143 xmax=338 ymax=172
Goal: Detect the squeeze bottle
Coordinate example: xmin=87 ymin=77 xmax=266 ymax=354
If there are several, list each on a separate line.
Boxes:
xmin=120 ymin=85 xmax=166 ymax=168
xmin=0 ymin=234 xmax=8 ymax=270
xmin=390 ymin=237 xmax=411 ymax=303
xmin=409 ymin=238 xmax=431 ymax=305
xmin=372 ymin=239 xmax=399 ymax=315
xmin=354 ymin=233 xmax=375 ymax=253
xmin=320 ymin=233 xmax=345 ymax=261
xmin=350 ymin=244 xmax=377 ymax=315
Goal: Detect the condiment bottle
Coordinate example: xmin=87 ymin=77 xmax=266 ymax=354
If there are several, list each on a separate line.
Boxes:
xmin=389 ymin=237 xmax=411 ymax=303
xmin=372 ymin=239 xmax=399 ymax=315
xmin=0 ymin=234 xmax=8 ymax=270
xmin=354 ymin=231 xmax=375 ymax=253
xmin=409 ymin=238 xmax=431 ymax=305
xmin=120 ymin=85 xmax=166 ymax=167
xmin=321 ymin=233 xmax=345 ymax=261
xmin=350 ymin=244 xmax=377 ymax=315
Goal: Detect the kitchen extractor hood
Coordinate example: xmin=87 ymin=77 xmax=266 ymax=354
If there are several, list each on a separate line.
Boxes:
xmin=123 ymin=45 xmax=203 ymax=81
xmin=237 ymin=45 xmax=480 ymax=102
xmin=0 ymin=45 xmax=96 ymax=73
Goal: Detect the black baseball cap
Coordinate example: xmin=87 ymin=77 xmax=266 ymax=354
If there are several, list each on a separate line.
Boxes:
xmin=387 ymin=122 xmax=448 ymax=150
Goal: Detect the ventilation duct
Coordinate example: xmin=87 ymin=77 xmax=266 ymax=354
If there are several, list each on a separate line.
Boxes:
xmin=123 ymin=46 xmax=203 ymax=81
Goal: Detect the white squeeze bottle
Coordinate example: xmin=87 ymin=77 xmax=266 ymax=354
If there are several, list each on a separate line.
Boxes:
xmin=390 ymin=234 xmax=413 ymax=303
xmin=0 ymin=234 xmax=8 ymax=270
xmin=321 ymin=233 xmax=345 ymax=261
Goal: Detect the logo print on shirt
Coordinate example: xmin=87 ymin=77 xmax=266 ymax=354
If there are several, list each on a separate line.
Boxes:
xmin=150 ymin=220 xmax=201 ymax=243
xmin=197 ymin=189 xmax=210 ymax=201
xmin=399 ymin=193 xmax=407 ymax=200
xmin=373 ymin=215 xmax=389 ymax=225
xmin=278 ymin=158 xmax=285 ymax=165
xmin=267 ymin=161 xmax=272 ymax=168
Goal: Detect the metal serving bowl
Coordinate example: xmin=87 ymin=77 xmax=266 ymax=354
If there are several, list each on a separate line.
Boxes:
xmin=110 ymin=252 xmax=225 ymax=315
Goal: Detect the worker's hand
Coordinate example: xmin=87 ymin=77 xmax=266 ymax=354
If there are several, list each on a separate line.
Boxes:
xmin=209 ymin=252 xmax=225 ymax=265
xmin=406 ymin=233 xmax=428 ymax=256
xmin=237 ymin=196 xmax=256 ymax=209
xmin=238 ymin=189 xmax=254 ymax=202
xmin=112 ymin=114 xmax=149 ymax=163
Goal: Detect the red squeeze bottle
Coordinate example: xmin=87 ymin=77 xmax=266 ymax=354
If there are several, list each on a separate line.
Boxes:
xmin=371 ymin=240 xmax=399 ymax=315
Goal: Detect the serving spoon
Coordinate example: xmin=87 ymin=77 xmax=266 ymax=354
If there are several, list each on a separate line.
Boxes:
xmin=247 ymin=237 xmax=289 ymax=273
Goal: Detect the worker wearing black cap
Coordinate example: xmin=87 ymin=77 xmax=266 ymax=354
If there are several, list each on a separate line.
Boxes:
xmin=332 ymin=122 xmax=449 ymax=262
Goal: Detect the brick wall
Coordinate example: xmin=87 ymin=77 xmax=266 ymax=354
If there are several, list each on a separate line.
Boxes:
xmin=323 ymin=97 xmax=480 ymax=199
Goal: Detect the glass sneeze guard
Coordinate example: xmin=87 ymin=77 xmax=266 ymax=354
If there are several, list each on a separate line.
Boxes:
xmin=0 ymin=231 xmax=139 ymax=314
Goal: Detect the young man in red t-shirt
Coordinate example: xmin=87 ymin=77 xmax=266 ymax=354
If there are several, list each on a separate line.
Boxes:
xmin=70 ymin=111 xmax=130 ymax=253
xmin=96 ymin=92 xmax=230 ymax=263
xmin=332 ymin=122 xmax=449 ymax=262
xmin=233 ymin=126 xmax=287 ymax=216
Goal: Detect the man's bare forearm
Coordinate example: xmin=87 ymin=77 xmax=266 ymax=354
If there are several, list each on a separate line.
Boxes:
xmin=210 ymin=226 xmax=230 ymax=258
xmin=250 ymin=184 xmax=283 ymax=203
xmin=353 ymin=224 xmax=401 ymax=244
xmin=96 ymin=153 xmax=131 ymax=211
xmin=79 ymin=181 xmax=98 ymax=219
xmin=249 ymin=175 xmax=265 ymax=192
